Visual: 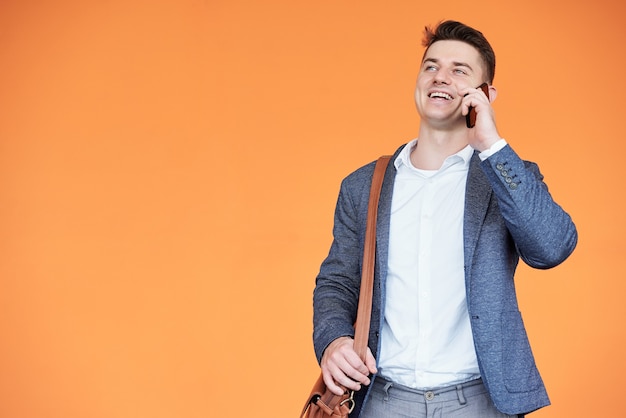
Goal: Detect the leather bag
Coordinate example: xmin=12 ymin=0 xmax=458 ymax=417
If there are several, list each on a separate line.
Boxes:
xmin=300 ymin=155 xmax=391 ymax=418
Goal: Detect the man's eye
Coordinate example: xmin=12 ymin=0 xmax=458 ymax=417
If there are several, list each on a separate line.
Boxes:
xmin=454 ymin=69 xmax=468 ymax=75
xmin=425 ymin=65 xmax=437 ymax=71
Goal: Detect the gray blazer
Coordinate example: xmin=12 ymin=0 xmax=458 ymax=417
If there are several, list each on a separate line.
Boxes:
xmin=313 ymin=143 xmax=578 ymax=416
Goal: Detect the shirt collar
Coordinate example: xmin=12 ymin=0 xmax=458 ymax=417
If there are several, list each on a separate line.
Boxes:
xmin=394 ymin=139 xmax=474 ymax=171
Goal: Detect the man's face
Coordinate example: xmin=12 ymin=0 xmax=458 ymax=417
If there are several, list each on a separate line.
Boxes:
xmin=415 ymin=40 xmax=487 ymax=129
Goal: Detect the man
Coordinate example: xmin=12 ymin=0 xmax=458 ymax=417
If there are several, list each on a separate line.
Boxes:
xmin=312 ymin=20 xmax=577 ymax=417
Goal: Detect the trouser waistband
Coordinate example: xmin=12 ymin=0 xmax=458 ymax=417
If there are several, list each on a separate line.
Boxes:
xmin=366 ymin=377 xmax=525 ymax=417
xmin=373 ymin=376 xmax=485 ymax=404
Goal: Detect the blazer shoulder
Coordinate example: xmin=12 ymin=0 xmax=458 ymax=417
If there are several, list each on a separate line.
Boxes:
xmin=340 ymin=144 xmax=405 ymax=190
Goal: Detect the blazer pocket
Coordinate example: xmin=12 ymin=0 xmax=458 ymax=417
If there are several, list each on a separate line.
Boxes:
xmin=500 ymin=311 xmax=542 ymax=393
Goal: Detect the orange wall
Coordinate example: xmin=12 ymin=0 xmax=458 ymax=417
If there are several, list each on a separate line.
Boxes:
xmin=0 ymin=1 xmax=623 ymax=417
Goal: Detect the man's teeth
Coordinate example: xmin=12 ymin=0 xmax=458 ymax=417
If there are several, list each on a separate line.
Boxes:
xmin=430 ymin=92 xmax=452 ymax=100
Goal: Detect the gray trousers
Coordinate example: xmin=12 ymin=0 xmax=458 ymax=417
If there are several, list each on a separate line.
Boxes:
xmin=359 ymin=377 xmax=523 ymax=418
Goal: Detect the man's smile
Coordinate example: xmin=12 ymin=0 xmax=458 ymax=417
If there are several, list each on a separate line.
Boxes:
xmin=428 ymin=91 xmax=454 ymax=100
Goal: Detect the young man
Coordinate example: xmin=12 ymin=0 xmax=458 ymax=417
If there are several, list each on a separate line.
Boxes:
xmin=312 ymin=20 xmax=577 ymax=417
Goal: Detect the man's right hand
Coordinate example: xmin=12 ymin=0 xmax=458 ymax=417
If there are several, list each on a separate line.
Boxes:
xmin=320 ymin=336 xmax=378 ymax=396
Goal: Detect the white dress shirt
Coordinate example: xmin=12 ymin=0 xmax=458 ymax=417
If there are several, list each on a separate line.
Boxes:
xmin=378 ymin=139 xmax=483 ymax=389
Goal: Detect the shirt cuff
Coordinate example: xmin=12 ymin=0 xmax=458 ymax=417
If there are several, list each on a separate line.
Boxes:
xmin=478 ymin=139 xmax=507 ymax=161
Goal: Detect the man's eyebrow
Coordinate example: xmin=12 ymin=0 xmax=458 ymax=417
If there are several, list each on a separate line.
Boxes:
xmin=422 ymin=57 xmax=474 ymax=71
xmin=453 ymin=61 xmax=474 ymax=71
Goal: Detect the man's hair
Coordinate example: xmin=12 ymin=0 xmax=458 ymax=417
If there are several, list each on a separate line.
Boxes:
xmin=422 ymin=20 xmax=496 ymax=83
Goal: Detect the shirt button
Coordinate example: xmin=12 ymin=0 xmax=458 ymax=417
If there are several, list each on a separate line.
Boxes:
xmin=425 ymin=391 xmax=435 ymax=401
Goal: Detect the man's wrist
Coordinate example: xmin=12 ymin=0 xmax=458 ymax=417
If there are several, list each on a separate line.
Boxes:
xmin=478 ymin=138 xmax=507 ymax=160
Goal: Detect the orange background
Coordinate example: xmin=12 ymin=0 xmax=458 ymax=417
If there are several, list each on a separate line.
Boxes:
xmin=0 ymin=1 xmax=623 ymax=417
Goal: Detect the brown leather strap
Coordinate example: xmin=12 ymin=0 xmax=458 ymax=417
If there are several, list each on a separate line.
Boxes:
xmin=354 ymin=155 xmax=391 ymax=360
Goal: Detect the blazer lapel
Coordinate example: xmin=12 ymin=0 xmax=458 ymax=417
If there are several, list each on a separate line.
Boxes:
xmin=376 ymin=147 xmax=402 ymax=283
xmin=464 ymin=152 xmax=493 ymax=270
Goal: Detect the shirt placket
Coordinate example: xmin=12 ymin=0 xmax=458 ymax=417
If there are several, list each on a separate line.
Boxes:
xmin=414 ymin=175 xmax=436 ymax=383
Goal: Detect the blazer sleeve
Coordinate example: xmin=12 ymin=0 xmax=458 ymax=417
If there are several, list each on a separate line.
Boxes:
xmin=312 ymin=163 xmax=375 ymax=363
xmin=480 ymin=144 xmax=578 ymax=269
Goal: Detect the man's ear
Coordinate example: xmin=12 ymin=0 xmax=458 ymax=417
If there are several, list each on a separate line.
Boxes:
xmin=488 ymin=85 xmax=498 ymax=102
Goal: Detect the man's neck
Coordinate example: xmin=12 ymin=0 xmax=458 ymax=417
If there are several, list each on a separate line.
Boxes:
xmin=411 ymin=126 xmax=469 ymax=170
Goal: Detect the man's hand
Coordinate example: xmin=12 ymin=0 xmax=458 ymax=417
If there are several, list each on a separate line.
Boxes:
xmin=320 ymin=336 xmax=378 ymax=396
xmin=460 ymin=84 xmax=502 ymax=152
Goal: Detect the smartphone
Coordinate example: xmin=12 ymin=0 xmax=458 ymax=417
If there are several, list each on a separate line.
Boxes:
xmin=466 ymin=83 xmax=489 ymax=128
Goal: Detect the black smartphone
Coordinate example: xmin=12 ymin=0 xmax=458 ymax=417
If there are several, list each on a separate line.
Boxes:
xmin=466 ymin=83 xmax=489 ymax=128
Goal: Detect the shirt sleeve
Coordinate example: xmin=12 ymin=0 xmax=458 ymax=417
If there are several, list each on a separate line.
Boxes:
xmin=478 ymin=138 xmax=508 ymax=161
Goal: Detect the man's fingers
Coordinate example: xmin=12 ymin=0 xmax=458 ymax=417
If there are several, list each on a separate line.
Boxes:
xmin=365 ymin=347 xmax=378 ymax=375
xmin=323 ymin=365 xmax=362 ymax=395
xmin=324 ymin=352 xmax=367 ymax=389
xmin=322 ymin=368 xmax=353 ymax=396
xmin=340 ymin=350 xmax=371 ymax=378
xmin=321 ymin=337 xmax=374 ymax=395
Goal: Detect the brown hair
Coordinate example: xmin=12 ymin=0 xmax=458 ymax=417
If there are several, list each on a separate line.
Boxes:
xmin=422 ymin=20 xmax=496 ymax=83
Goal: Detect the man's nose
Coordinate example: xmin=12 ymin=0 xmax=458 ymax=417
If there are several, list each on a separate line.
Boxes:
xmin=433 ymin=69 xmax=450 ymax=84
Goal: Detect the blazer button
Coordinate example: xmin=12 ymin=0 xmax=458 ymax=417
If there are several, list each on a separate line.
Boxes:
xmin=509 ymin=183 xmax=518 ymax=190
xmin=496 ymin=163 xmax=505 ymax=170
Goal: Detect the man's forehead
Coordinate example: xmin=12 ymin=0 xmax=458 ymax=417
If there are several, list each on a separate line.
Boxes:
xmin=423 ymin=40 xmax=480 ymax=60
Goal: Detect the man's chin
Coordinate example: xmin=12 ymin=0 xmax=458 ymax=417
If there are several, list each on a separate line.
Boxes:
xmin=422 ymin=114 xmax=465 ymax=130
